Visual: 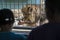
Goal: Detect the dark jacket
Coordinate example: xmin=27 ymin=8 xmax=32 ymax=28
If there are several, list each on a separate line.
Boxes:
xmin=0 ymin=32 xmax=26 ymax=40
xmin=28 ymin=23 xmax=60 ymax=40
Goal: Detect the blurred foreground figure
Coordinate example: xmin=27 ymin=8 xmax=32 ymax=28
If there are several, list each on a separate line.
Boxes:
xmin=0 ymin=9 xmax=26 ymax=40
xmin=28 ymin=0 xmax=60 ymax=40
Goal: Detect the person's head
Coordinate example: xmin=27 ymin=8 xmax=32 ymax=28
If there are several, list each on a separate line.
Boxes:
xmin=0 ymin=8 xmax=14 ymax=32
xmin=45 ymin=0 xmax=60 ymax=23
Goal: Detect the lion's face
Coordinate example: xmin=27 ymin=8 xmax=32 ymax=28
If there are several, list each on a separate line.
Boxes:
xmin=21 ymin=5 xmax=40 ymax=23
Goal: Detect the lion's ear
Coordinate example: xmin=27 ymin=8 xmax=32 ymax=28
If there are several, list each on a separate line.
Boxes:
xmin=21 ymin=7 xmax=28 ymax=13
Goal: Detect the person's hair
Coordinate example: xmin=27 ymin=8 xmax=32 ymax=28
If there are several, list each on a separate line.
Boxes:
xmin=0 ymin=8 xmax=14 ymax=25
xmin=45 ymin=0 xmax=60 ymax=20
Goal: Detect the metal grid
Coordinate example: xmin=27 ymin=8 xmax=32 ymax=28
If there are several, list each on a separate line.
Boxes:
xmin=0 ymin=0 xmax=46 ymax=27
xmin=0 ymin=0 xmax=40 ymax=9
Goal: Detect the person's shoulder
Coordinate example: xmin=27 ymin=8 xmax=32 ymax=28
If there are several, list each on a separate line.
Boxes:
xmin=31 ymin=23 xmax=60 ymax=34
xmin=28 ymin=23 xmax=49 ymax=39
xmin=32 ymin=23 xmax=48 ymax=32
xmin=10 ymin=32 xmax=27 ymax=40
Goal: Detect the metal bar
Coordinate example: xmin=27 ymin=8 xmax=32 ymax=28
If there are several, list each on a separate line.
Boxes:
xmin=39 ymin=0 xmax=42 ymax=25
xmin=13 ymin=27 xmax=33 ymax=30
xmin=2 ymin=0 xmax=3 ymax=8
